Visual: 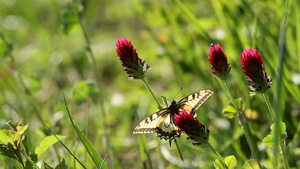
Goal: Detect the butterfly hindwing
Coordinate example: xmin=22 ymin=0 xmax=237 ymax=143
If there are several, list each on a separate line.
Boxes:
xmin=156 ymin=112 xmax=180 ymax=141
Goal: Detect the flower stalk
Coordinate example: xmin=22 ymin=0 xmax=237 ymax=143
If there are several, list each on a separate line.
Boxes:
xmin=141 ymin=78 xmax=163 ymax=110
xmin=280 ymin=141 xmax=289 ymax=169
xmin=206 ymin=142 xmax=227 ymax=169
xmin=262 ymin=93 xmax=275 ymax=122
xmin=223 ymin=80 xmax=259 ymax=160
xmin=262 ymin=93 xmax=289 ymax=169
xmin=174 ymin=138 xmax=184 ymax=162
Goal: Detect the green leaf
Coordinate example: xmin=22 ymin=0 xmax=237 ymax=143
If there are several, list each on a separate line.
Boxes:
xmin=262 ymin=134 xmax=276 ymax=148
xmin=35 ymin=135 xmax=66 ymax=158
xmin=224 ymin=155 xmax=237 ymax=169
xmin=62 ymin=11 xmax=78 ymax=34
xmin=223 ymin=98 xmax=245 ymax=118
xmin=73 ymin=81 xmax=100 ymax=104
xmin=55 ymin=158 xmax=67 ymax=169
xmin=243 ymin=159 xmax=263 ymax=169
xmin=73 ymin=81 xmax=89 ymax=104
xmin=73 ymin=122 xmax=108 ymax=169
xmin=214 ymin=159 xmax=225 ymax=169
xmin=262 ymin=122 xmax=286 ymax=148
xmin=86 ymin=82 xmax=100 ymax=100
xmin=0 ymin=142 xmax=18 ymax=159
xmin=13 ymin=124 xmax=28 ymax=148
xmin=223 ymin=106 xmax=237 ymax=118
xmin=270 ymin=122 xmax=286 ymax=135
xmin=229 ymin=98 xmax=245 ymax=112
xmin=7 ymin=120 xmax=24 ymax=132
xmin=0 ymin=129 xmax=14 ymax=144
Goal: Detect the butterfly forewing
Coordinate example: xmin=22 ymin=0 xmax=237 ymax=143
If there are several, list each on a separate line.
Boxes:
xmin=178 ymin=89 xmax=213 ymax=114
xmin=133 ymin=109 xmax=168 ymax=135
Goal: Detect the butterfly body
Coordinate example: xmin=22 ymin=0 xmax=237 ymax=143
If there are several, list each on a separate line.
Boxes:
xmin=133 ymin=89 xmax=213 ymax=143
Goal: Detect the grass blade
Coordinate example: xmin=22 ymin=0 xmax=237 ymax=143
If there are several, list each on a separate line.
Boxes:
xmin=142 ymin=135 xmax=153 ymax=169
xmin=138 ymin=135 xmax=147 ymax=169
xmin=136 ymin=113 xmax=151 ymax=169
xmin=63 ymin=94 xmax=108 ymax=169
xmin=73 ymin=123 xmax=107 ymax=169
xmin=273 ymin=0 xmax=289 ymax=168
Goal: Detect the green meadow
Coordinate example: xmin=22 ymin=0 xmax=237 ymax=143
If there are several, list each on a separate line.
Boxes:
xmin=0 ymin=0 xmax=299 ymax=168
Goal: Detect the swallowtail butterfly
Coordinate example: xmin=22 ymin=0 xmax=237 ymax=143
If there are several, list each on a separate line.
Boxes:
xmin=133 ymin=89 xmax=213 ymax=145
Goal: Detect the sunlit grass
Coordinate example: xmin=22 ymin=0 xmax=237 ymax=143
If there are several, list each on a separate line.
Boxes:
xmin=0 ymin=0 xmax=299 ymax=168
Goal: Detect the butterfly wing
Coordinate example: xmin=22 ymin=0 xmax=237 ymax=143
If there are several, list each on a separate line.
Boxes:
xmin=178 ymin=89 xmax=213 ymax=114
xmin=133 ymin=108 xmax=181 ymax=141
xmin=133 ymin=108 xmax=169 ymax=135
xmin=156 ymin=112 xmax=181 ymax=141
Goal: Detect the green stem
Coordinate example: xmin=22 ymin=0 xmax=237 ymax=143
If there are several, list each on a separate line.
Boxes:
xmin=72 ymin=0 xmax=97 ymax=70
xmin=280 ymin=140 xmax=290 ymax=169
xmin=280 ymin=141 xmax=289 ymax=169
xmin=262 ymin=93 xmax=275 ymax=122
xmin=262 ymin=94 xmax=289 ymax=169
xmin=174 ymin=138 xmax=184 ymax=162
xmin=206 ymin=142 xmax=227 ymax=169
xmin=142 ymin=78 xmax=163 ymax=109
xmin=223 ymin=80 xmax=259 ymax=160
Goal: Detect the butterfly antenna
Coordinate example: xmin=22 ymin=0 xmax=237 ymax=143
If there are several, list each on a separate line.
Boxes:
xmin=172 ymin=87 xmax=183 ymax=101
xmin=161 ymin=95 xmax=168 ymax=107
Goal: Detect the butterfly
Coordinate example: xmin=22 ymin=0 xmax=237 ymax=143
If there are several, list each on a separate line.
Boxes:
xmin=132 ymin=89 xmax=213 ymax=145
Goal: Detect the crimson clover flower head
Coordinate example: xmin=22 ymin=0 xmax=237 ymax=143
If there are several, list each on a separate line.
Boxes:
xmin=240 ymin=48 xmax=272 ymax=93
xmin=174 ymin=110 xmax=209 ymax=145
xmin=208 ymin=44 xmax=231 ymax=80
xmin=116 ymin=38 xmax=150 ymax=79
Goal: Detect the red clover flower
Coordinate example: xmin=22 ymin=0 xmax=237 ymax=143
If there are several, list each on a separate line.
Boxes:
xmin=116 ymin=38 xmax=150 ymax=79
xmin=174 ymin=110 xmax=209 ymax=145
xmin=240 ymin=49 xmax=272 ymax=93
xmin=208 ymin=44 xmax=231 ymax=80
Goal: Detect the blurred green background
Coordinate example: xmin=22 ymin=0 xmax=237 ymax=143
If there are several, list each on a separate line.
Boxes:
xmin=0 ymin=0 xmax=299 ymax=168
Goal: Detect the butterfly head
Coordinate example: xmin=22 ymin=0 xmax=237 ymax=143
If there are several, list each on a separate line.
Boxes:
xmin=170 ymin=100 xmax=181 ymax=114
